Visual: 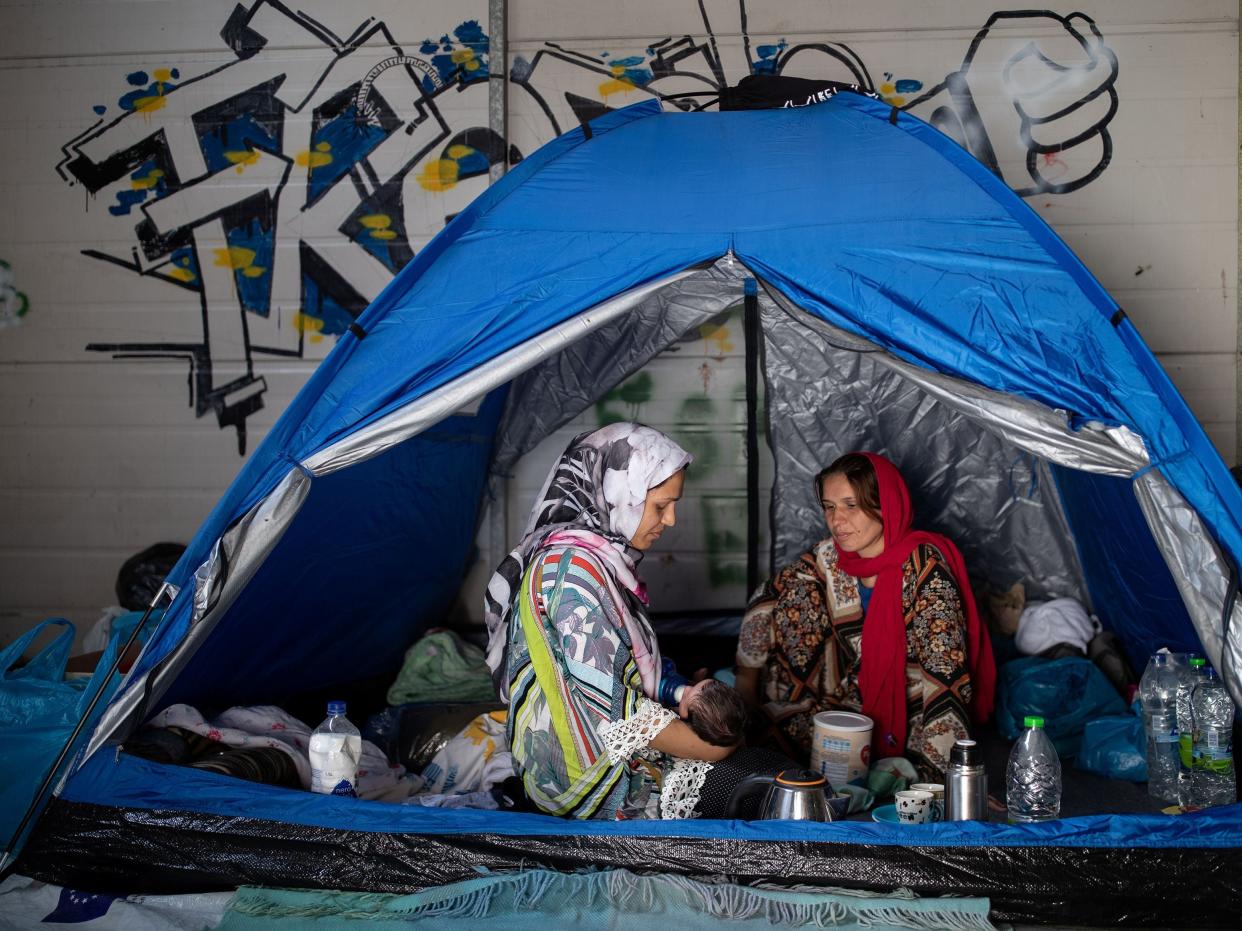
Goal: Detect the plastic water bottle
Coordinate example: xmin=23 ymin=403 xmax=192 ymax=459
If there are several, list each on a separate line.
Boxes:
xmin=309 ymin=701 xmax=362 ymax=797
xmin=1140 ymin=652 xmax=1179 ymax=801
xmin=1190 ymin=667 xmax=1236 ymax=808
xmin=1175 ymin=656 xmax=1205 ymax=805
xmin=1006 ymin=715 xmax=1061 ymax=823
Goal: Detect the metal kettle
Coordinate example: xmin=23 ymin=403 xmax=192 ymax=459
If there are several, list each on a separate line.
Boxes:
xmin=724 ymin=768 xmax=834 ymax=821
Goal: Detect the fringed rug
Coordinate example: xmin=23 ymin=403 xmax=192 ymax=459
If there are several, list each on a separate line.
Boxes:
xmin=217 ymin=868 xmax=997 ymax=930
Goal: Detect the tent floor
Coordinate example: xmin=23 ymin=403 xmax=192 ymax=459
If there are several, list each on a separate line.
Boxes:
xmin=17 ymin=794 xmax=1239 ymax=927
xmin=17 ymin=726 xmax=1238 ymax=929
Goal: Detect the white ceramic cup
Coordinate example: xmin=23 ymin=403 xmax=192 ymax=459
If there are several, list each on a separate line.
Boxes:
xmin=895 ymin=789 xmax=935 ymax=824
xmin=910 ymin=782 xmax=945 ymax=822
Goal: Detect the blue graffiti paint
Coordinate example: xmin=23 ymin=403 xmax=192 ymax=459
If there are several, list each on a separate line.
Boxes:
xmin=108 ymin=157 xmax=169 ymax=216
xmin=169 ymin=245 xmax=199 ymax=284
xmin=307 ymin=103 xmax=389 ymax=202
xmin=427 ymin=20 xmax=490 ymax=86
xmin=605 ymin=55 xmax=653 ymax=87
xmin=92 ymin=104 xmax=106 ymax=115
xmin=126 ymin=70 xmax=148 ymax=86
xmin=196 ymin=111 xmax=280 ymax=174
xmin=753 ymin=40 xmax=788 ymax=75
xmin=118 ymin=73 xmax=181 ymax=112
xmin=453 ymin=146 xmax=490 ymax=180
xmin=895 ymin=79 xmax=923 ymax=93
xmin=302 ymin=274 xmax=354 ymax=336
xmin=224 ymin=217 xmax=274 ymax=316
xmin=108 ymin=190 xmax=147 ymax=216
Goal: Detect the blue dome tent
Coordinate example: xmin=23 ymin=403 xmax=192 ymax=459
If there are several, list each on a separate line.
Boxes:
xmin=12 ymin=94 xmax=1242 ymax=924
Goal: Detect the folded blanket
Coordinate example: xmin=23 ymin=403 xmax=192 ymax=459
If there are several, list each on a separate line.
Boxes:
xmin=387 ymin=629 xmax=496 ymax=705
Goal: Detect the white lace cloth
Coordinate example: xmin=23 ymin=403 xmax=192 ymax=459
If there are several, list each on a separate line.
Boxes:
xmin=660 ymin=757 xmax=713 ymax=819
xmin=597 ymin=698 xmax=712 ymax=819
xmin=599 ymin=697 xmax=676 ymax=764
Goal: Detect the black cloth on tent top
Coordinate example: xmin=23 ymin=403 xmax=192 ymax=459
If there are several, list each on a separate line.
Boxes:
xmin=718 ymin=75 xmax=875 ymax=111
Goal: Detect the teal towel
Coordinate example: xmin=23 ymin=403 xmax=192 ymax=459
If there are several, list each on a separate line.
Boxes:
xmin=219 ymin=868 xmax=996 ymax=930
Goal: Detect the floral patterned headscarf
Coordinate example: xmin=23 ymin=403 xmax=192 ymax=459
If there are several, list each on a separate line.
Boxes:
xmin=484 ymin=423 xmax=692 ymax=699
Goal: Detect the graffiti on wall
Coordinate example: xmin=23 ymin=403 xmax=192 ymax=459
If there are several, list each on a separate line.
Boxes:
xmin=0 ymin=260 xmax=31 ymax=329
xmin=59 ymin=2 xmax=501 ymax=452
xmin=58 ymin=2 xmax=1118 ymax=452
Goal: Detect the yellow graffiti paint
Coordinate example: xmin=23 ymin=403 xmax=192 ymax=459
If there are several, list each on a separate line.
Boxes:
xmin=451 ymin=49 xmax=475 ymax=65
xmin=417 ymin=158 xmax=459 ymax=192
xmin=599 ymin=77 xmax=636 ymax=98
xmin=294 ymin=311 xmax=326 ymax=344
xmin=214 ymin=246 xmax=254 ymax=269
xmin=167 ymin=266 xmax=196 ymax=283
xmin=133 ymin=94 xmax=167 ymax=113
xmin=224 ymin=150 xmax=261 ymax=168
xmin=295 ymin=141 xmax=333 ymax=170
xmin=153 ymin=67 xmax=174 ymax=83
xmin=130 ymin=168 xmax=165 ymax=190
xmin=699 ymin=323 xmax=734 ymax=354
xmin=446 ymin=144 xmax=476 ymax=160
xmin=880 ymin=82 xmax=894 ymax=94
xmin=212 ymin=246 xmax=265 ymax=278
xmin=359 ymin=214 xmax=397 ymax=240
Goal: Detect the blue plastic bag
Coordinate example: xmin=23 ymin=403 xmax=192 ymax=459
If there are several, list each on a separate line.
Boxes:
xmin=0 ymin=612 xmax=156 ymax=860
xmin=995 ymin=656 xmax=1127 ymax=757
xmin=1076 ymin=714 xmax=1148 ymax=782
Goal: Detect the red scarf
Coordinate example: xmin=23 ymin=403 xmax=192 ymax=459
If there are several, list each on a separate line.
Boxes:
xmin=833 ymin=453 xmax=996 ymax=759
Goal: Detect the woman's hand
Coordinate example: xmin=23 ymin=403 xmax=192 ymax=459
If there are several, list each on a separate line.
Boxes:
xmin=649 ymin=718 xmax=736 ymax=762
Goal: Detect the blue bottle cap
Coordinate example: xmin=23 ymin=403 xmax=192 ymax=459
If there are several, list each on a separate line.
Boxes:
xmin=327 ymin=701 xmax=347 ymax=715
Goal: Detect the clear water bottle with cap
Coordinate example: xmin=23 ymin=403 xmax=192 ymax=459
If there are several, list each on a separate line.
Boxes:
xmin=1140 ymin=652 xmax=1180 ymax=801
xmin=1189 ymin=667 xmax=1236 ymax=808
xmin=309 ymin=700 xmax=362 ymax=797
xmin=1175 ymin=656 xmax=1206 ymax=805
xmin=1006 ymin=716 xmax=1061 ymax=823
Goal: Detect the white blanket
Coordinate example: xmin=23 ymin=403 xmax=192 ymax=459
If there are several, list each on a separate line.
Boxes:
xmin=149 ymin=704 xmax=411 ymax=802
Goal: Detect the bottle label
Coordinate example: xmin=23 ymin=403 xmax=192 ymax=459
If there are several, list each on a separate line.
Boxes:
xmin=1200 ymin=730 xmax=1233 ymax=766
xmin=1178 ymin=733 xmax=1194 ymax=768
xmin=330 ymin=779 xmax=359 ymax=798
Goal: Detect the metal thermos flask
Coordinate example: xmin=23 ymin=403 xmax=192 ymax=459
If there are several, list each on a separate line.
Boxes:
xmin=946 ymin=738 xmax=988 ymax=821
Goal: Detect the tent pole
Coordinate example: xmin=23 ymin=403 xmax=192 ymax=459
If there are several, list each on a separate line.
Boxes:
xmin=0 ymin=584 xmax=172 ymax=872
xmin=488 ymin=0 xmax=507 ymax=184
xmin=744 ymin=277 xmax=760 ymax=597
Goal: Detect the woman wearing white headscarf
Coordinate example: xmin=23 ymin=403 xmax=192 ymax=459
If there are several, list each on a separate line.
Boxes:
xmin=484 ymin=423 xmax=734 ymax=820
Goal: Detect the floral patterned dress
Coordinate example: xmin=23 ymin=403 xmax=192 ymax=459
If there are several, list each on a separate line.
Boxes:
xmin=506 ymin=542 xmax=710 ymax=819
xmin=737 ymin=539 xmax=973 ymax=779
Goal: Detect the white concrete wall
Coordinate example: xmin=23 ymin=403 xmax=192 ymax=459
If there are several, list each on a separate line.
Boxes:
xmin=0 ymin=0 xmax=1236 ymax=644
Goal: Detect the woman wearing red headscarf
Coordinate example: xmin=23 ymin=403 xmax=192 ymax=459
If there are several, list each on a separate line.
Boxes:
xmin=735 ymin=452 xmax=996 ymax=779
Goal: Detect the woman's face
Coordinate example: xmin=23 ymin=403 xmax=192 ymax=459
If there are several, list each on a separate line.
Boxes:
xmin=821 ymin=472 xmax=885 ymax=558
xmin=629 ymin=469 xmax=685 ymax=550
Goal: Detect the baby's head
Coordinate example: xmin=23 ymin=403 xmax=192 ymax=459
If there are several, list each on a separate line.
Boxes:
xmin=679 ymin=679 xmax=747 ymax=748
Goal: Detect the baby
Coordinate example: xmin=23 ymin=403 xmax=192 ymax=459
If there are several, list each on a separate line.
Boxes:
xmin=657 ymin=658 xmax=748 ymax=749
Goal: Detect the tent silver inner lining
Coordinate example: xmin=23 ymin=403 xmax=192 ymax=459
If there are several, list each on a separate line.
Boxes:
xmin=80 ymin=257 xmax=1242 ymax=767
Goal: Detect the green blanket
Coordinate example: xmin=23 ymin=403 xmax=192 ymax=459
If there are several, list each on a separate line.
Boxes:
xmin=386 ymin=630 xmax=495 ymax=705
xmin=219 ymin=868 xmax=996 ymax=930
